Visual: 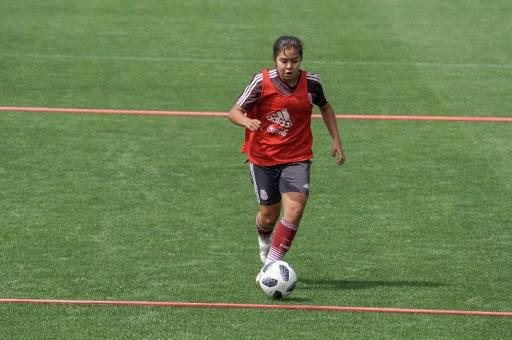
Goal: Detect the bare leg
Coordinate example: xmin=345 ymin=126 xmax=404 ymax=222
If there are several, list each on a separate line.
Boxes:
xmin=281 ymin=192 xmax=308 ymax=226
xmin=257 ymin=201 xmax=281 ymax=230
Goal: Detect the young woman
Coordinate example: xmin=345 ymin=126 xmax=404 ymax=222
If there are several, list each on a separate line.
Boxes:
xmin=228 ymin=35 xmax=345 ymax=272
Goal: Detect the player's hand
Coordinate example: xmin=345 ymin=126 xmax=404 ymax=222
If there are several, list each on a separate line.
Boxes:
xmin=332 ymin=144 xmax=346 ymax=166
xmin=245 ymin=119 xmax=262 ymax=132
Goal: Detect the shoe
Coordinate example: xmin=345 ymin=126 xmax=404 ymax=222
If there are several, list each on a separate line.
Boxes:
xmin=259 ymin=244 xmax=270 ymax=263
xmin=258 ymin=236 xmax=271 ymax=264
xmin=256 ymin=270 xmax=262 ymax=285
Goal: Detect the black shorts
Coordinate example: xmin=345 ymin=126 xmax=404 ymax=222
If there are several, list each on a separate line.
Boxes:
xmin=249 ymin=161 xmax=311 ymax=206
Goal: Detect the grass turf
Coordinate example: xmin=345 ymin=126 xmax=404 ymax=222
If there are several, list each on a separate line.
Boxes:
xmin=1 ymin=0 xmax=511 ymax=338
xmin=1 ymin=113 xmax=511 ymax=338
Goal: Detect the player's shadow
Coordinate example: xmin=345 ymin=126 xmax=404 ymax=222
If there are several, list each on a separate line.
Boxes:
xmin=299 ymin=279 xmax=444 ymax=290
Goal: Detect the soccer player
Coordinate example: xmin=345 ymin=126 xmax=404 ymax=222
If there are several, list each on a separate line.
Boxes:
xmin=228 ymin=35 xmax=345 ymax=272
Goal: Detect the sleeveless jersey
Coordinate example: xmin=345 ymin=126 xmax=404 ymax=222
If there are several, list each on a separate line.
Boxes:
xmin=242 ymin=69 xmax=313 ymax=166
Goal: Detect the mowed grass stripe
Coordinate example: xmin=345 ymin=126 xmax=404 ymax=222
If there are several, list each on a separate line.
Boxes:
xmin=2 ymin=52 xmax=512 ymax=69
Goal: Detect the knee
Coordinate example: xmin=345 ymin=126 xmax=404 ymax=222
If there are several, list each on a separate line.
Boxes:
xmin=259 ymin=210 xmax=280 ymax=227
xmin=283 ymin=208 xmax=304 ymax=226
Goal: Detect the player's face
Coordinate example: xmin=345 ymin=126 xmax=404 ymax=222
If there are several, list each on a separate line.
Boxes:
xmin=274 ymin=47 xmax=302 ymax=86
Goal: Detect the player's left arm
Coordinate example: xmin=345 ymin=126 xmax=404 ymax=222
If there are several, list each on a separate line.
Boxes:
xmin=319 ymin=102 xmax=345 ymax=166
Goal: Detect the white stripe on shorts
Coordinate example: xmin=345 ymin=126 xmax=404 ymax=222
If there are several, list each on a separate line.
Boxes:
xmin=249 ymin=162 xmax=260 ymax=204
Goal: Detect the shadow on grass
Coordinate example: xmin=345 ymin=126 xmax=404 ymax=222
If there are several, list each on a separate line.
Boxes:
xmin=299 ymin=279 xmax=444 ymax=290
xmin=274 ymin=296 xmax=313 ymax=303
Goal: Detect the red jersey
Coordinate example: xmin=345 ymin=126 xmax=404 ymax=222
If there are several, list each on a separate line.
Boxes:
xmin=242 ymin=69 xmax=313 ymax=166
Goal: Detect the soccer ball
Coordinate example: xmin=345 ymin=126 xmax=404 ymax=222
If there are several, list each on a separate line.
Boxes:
xmin=258 ymin=261 xmax=297 ymax=299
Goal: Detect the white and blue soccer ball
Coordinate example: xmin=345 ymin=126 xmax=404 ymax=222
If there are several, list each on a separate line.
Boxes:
xmin=258 ymin=260 xmax=297 ymax=299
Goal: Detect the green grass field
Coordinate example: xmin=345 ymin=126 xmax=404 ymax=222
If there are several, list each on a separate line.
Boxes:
xmin=1 ymin=0 xmax=511 ymax=339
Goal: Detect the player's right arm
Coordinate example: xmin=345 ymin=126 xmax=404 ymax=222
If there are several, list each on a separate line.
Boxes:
xmin=229 ymin=72 xmax=263 ymax=131
xmin=228 ymin=104 xmax=261 ymax=131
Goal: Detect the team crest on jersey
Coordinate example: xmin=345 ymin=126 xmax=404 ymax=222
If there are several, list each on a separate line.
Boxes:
xmin=266 ymin=109 xmax=293 ymax=136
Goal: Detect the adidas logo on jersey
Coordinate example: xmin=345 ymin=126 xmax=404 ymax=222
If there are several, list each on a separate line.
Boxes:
xmin=266 ymin=109 xmax=293 ymax=136
xmin=267 ymin=109 xmax=293 ymax=128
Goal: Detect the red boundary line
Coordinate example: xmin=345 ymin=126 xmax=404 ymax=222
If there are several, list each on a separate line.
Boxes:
xmin=1 ymin=106 xmax=511 ymax=122
xmin=2 ymin=108 xmax=509 ymax=315
xmin=1 ymin=298 xmax=511 ymax=317
xmin=1 ymin=106 xmax=510 ymax=316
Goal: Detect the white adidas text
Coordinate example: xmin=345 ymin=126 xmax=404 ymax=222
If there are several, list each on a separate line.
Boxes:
xmin=266 ymin=109 xmax=293 ymax=136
